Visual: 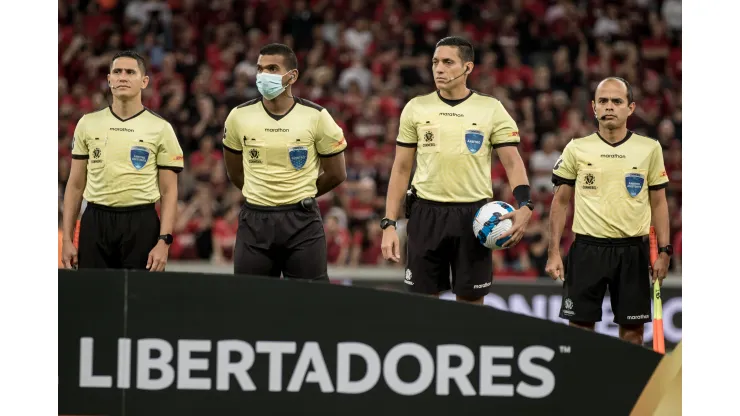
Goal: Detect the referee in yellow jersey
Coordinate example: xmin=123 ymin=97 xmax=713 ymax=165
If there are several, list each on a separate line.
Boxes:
xmin=61 ymin=51 xmax=184 ymax=271
xmin=547 ymin=77 xmax=672 ymax=346
xmin=381 ymin=37 xmax=533 ymax=304
xmin=223 ymin=44 xmax=347 ymax=280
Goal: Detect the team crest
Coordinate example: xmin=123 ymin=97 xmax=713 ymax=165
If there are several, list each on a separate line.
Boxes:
xmin=465 ymin=129 xmax=484 ymax=154
xmin=288 ymin=146 xmax=308 ymax=169
xmin=130 ymin=146 xmax=149 ymax=170
xmin=624 ymin=172 xmax=645 ymax=197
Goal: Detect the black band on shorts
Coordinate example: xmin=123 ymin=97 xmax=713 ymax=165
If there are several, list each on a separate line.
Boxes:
xmin=243 ymin=199 xmax=315 ymax=212
xmin=416 ymin=197 xmax=487 ymax=207
xmin=575 ymin=234 xmax=645 ymax=247
xmin=86 ymin=202 xmax=156 ymax=212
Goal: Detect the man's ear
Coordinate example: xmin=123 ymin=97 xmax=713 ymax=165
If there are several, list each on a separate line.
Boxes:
xmin=628 ymin=101 xmax=636 ymax=116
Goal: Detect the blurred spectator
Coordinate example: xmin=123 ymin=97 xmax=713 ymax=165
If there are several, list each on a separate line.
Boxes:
xmin=529 ymin=133 xmax=561 ymax=192
xmin=59 ymin=0 xmax=681 ymax=276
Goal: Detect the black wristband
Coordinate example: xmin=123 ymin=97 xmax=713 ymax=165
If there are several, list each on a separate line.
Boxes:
xmin=513 ymin=185 xmax=531 ymax=207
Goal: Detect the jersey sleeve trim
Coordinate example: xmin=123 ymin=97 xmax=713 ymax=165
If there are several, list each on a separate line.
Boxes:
xmin=396 ymin=141 xmax=417 ymax=148
xmin=552 ymin=174 xmax=576 ymax=187
xmin=492 ymin=142 xmax=518 ymax=149
xmin=157 ymin=165 xmax=184 ymax=173
xmin=648 ymin=182 xmax=669 ymax=191
xmin=71 ymin=154 xmax=89 ymax=160
xmin=223 ymin=144 xmax=243 ymax=154
xmin=318 ymin=148 xmax=346 ymax=158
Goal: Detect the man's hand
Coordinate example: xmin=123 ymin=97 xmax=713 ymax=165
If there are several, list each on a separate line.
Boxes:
xmin=61 ymin=240 xmax=78 ymax=269
xmin=381 ymin=228 xmax=401 ymax=263
xmin=147 ymin=240 xmax=169 ymax=272
xmin=545 ymin=253 xmax=565 ymax=281
xmin=499 ymin=207 xmax=533 ymax=248
xmin=652 ymin=253 xmax=670 ymax=283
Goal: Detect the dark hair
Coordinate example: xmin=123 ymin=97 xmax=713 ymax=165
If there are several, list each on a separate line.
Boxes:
xmin=435 ymin=36 xmax=475 ymax=63
xmin=259 ymin=43 xmax=298 ymax=70
xmin=110 ymin=50 xmax=147 ymax=75
xmin=599 ymin=77 xmax=634 ymax=104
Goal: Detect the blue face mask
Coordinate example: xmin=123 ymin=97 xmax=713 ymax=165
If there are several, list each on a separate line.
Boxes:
xmin=256 ymin=72 xmax=291 ymax=100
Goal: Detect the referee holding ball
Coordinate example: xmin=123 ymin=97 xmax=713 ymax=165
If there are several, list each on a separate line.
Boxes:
xmin=381 ymin=37 xmax=533 ymax=304
xmin=547 ymin=77 xmax=671 ymax=346
xmin=61 ymin=51 xmax=184 ymax=271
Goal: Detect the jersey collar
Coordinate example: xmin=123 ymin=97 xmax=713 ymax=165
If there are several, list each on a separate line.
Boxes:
xmin=261 ymin=97 xmax=298 ymax=121
xmin=436 ymin=89 xmax=473 ymax=107
xmin=109 ymin=106 xmax=147 ymax=122
xmin=596 ymin=130 xmax=633 ymax=147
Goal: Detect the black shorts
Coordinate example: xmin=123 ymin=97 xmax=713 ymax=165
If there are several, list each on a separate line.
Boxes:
xmin=77 ymin=202 xmax=160 ymax=270
xmin=560 ymin=234 xmax=651 ymax=325
xmin=233 ymin=199 xmax=328 ymax=280
xmin=405 ymin=198 xmax=492 ymax=299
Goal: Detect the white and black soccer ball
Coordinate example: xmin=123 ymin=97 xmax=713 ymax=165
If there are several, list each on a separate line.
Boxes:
xmin=473 ymin=201 xmax=515 ymax=250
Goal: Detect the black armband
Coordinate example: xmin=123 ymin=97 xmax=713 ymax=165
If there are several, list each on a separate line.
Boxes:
xmin=513 ymin=185 xmax=531 ymax=207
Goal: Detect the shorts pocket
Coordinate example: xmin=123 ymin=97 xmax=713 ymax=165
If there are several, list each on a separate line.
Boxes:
xmin=416 ymin=124 xmax=440 ymax=154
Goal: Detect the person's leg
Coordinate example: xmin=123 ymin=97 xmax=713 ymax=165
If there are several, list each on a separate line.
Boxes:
xmin=452 ymin=202 xmax=493 ymax=305
xmin=559 ymin=237 xmax=611 ymax=328
xmin=233 ymin=206 xmax=281 ymax=277
xmin=611 ymin=240 xmax=652 ymax=346
xmin=282 ymin=210 xmax=329 ymax=281
xmin=406 ymin=201 xmax=453 ymax=297
xmin=77 ymin=205 xmax=117 ymax=269
xmin=121 ymin=207 xmax=160 ymax=270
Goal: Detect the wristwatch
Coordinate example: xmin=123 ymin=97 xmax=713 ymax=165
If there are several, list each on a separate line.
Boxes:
xmin=380 ymin=218 xmax=397 ymax=230
xmin=658 ymin=244 xmax=673 ymax=256
xmin=519 ymin=200 xmax=534 ymax=211
xmin=158 ymin=234 xmax=174 ymax=245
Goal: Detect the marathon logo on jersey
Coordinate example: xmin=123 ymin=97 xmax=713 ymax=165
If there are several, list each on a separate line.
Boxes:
xmin=465 ymin=129 xmax=484 ymax=154
xmin=130 ymin=146 xmax=150 ymax=170
xmin=288 ymin=146 xmax=308 ymax=170
xmin=624 ymin=172 xmax=645 ymax=197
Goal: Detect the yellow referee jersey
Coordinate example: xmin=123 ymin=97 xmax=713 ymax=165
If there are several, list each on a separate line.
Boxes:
xmin=396 ymin=90 xmax=520 ymax=203
xmin=552 ymin=131 xmax=669 ymax=238
xmin=223 ymin=97 xmax=347 ymax=206
xmin=71 ymin=107 xmax=184 ymax=207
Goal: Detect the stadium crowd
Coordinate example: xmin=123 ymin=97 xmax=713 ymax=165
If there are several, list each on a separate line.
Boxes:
xmin=58 ymin=0 xmax=682 ymax=277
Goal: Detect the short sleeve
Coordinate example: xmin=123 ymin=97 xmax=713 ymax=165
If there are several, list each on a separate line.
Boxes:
xmin=71 ymin=116 xmax=89 ymax=159
xmin=156 ymin=122 xmax=184 ymax=173
xmin=648 ymin=142 xmax=669 ymax=190
xmin=315 ymin=109 xmax=347 ymax=157
xmin=396 ymin=100 xmax=417 ymax=147
xmin=222 ymin=110 xmax=243 ymax=154
xmin=552 ymin=140 xmax=577 ymax=186
xmin=490 ymin=100 xmax=520 ymax=148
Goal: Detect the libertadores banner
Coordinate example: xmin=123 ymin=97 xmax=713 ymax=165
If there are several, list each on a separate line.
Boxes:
xmin=59 ymin=270 xmax=664 ymax=416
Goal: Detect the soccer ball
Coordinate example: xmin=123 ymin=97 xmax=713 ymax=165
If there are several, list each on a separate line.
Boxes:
xmin=473 ymin=201 xmax=515 ymax=250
